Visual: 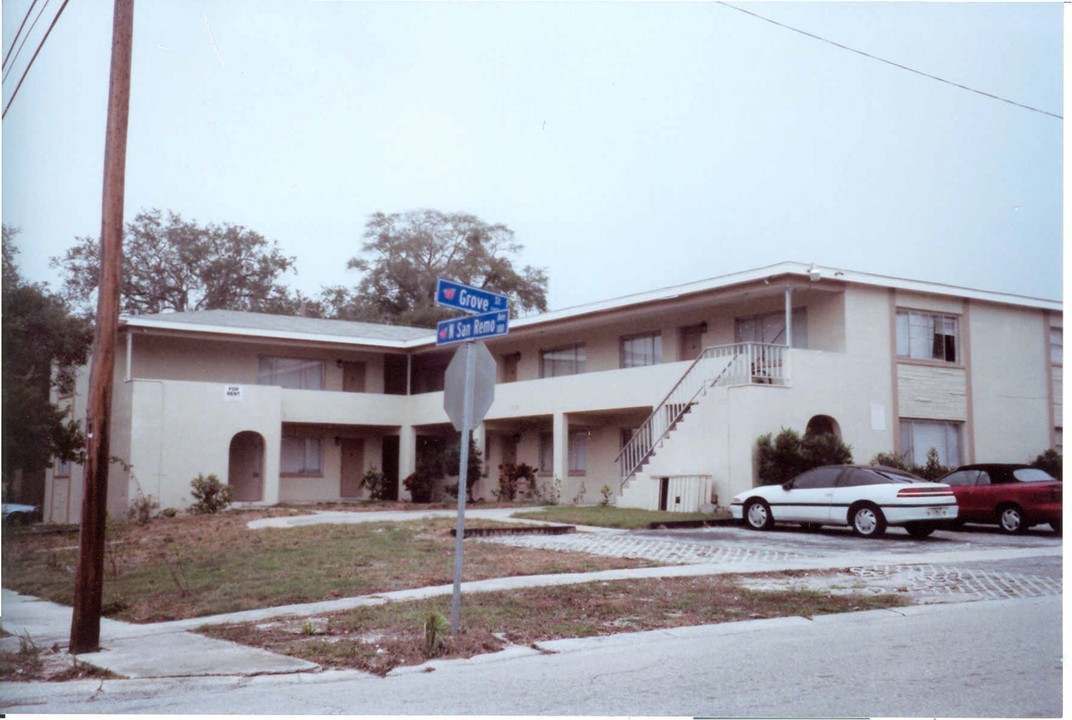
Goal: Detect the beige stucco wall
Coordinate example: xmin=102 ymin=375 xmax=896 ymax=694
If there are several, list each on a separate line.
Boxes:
xmin=968 ymin=303 xmax=1053 ymax=462
xmin=127 ymin=379 xmax=283 ymax=511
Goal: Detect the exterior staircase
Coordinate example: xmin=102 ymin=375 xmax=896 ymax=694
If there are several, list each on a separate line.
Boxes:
xmin=615 ymin=342 xmax=786 ymax=493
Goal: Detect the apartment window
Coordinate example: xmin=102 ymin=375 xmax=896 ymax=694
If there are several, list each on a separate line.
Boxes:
xmin=568 ymin=429 xmax=588 ymax=473
xmin=735 ymin=309 xmax=807 ymax=348
xmin=258 ymin=357 xmax=324 ymax=390
xmin=539 ymin=432 xmax=553 ymax=473
xmin=621 ymin=333 xmax=662 ymax=368
xmin=899 ymin=419 xmax=962 ymax=467
xmin=281 ymin=435 xmax=322 ymax=475
xmin=54 ymin=458 xmax=71 ymax=478
xmin=541 ymin=345 xmax=586 ymax=378
xmin=1050 ymin=328 xmax=1062 ymax=365
xmin=896 ymin=311 xmax=958 ymax=363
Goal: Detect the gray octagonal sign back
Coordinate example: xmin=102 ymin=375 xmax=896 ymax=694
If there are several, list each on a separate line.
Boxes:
xmin=443 ymin=342 xmax=496 ymax=432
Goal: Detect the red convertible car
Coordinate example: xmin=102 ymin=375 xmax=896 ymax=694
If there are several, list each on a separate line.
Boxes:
xmin=938 ymin=464 xmax=1061 ymax=534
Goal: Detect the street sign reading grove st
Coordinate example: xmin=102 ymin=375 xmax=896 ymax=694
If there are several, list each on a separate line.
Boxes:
xmin=435 ymin=278 xmax=509 ymax=315
xmin=436 ymin=309 xmax=509 ymax=346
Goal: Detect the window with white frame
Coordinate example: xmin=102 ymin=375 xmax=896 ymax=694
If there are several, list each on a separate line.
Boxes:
xmin=281 ymin=435 xmax=322 ymax=475
xmin=540 ymin=345 xmax=586 ymax=378
xmin=568 ymin=429 xmax=587 ymax=473
xmin=54 ymin=458 xmax=71 ymax=478
xmin=258 ymin=357 xmax=325 ymax=390
xmin=735 ymin=309 xmax=808 ymax=348
xmin=620 ymin=332 xmax=662 ymax=368
xmin=899 ymin=419 xmax=962 ymax=467
xmin=896 ymin=310 xmax=958 ymax=363
xmin=1050 ymin=328 xmax=1062 ymax=365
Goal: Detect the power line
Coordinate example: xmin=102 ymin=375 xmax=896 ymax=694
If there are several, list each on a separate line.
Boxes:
xmin=3 ymin=0 xmax=41 ymax=73
xmin=718 ymin=2 xmax=1062 ymax=121
xmin=3 ymin=0 xmax=70 ymax=120
xmin=3 ymin=0 xmax=50 ymax=83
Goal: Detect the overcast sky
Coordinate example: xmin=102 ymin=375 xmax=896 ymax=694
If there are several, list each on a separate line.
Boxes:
xmin=2 ymin=1 xmax=1064 ymax=314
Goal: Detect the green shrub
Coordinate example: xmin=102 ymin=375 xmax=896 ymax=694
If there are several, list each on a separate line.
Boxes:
xmin=869 ymin=448 xmax=949 ymax=479
xmin=755 ymin=428 xmax=853 ymax=485
xmin=914 ymin=447 xmax=951 ymax=480
xmin=189 ymin=473 xmax=232 ymax=514
xmin=495 ymin=462 xmax=538 ymax=501
xmin=443 ymin=438 xmax=483 ymax=500
xmin=869 ymin=452 xmax=909 ymax=470
xmin=424 ymin=611 xmax=450 ymax=656
xmin=360 ymin=467 xmax=393 ymax=501
xmin=1031 ymin=449 xmax=1062 ymax=480
xmin=403 ymin=468 xmax=436 ymax=503
xmin=126 ymin=491 xmax=159 ymax=526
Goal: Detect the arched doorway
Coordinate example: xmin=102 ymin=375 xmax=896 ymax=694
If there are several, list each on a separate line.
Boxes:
xmin=228 ymin=431 xmax=265 ymax=502
xmin=805 ymin=415 xmax=840 ymax=438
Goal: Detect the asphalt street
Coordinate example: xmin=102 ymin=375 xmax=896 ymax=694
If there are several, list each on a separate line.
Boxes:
xmin=1 ymin=596 xmax=1061 ymax=716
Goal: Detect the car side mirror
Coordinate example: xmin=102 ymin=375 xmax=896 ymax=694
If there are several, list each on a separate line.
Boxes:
xmin=782 ymin=481 xmax=793 ymax=491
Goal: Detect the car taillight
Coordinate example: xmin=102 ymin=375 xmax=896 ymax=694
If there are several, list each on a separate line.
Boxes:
xmin=897 ymin=486 xmax=954 ymax=497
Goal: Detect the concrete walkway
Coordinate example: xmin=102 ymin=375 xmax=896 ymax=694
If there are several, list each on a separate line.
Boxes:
xmin=1 ymin=509 xmax=1061 ymax=680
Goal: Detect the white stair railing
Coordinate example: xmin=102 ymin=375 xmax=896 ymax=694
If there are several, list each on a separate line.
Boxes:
xmin=616 ymin=342 xmax=786 ymax=486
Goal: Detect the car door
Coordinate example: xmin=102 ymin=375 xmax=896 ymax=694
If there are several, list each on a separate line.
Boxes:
xmin=942 ymin=469 xmax=984 ymax=521
xmin=778 ymin=467 xmax=844 ymax=523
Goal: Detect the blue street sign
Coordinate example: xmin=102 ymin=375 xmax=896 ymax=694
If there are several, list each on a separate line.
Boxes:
xmin=435 ymin=278 xmax=509 ymax=315
xmin=436 ymin=310 xmax=509 ymax=346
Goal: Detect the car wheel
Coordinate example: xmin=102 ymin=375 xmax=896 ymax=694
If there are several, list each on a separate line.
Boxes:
xmin=905 ymin=523 xmax=935 ymax=539
xmin=744 ymin=499 xmax=774 ymax=531
xmin=997 ymin=504 xmax=1026 ymax=534
xmin=1051 ymin=519 xmax=1062 ymax=535
xmin=850 ymin=504 xmax=887 ymax=538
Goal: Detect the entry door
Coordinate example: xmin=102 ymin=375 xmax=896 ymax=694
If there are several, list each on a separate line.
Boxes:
xmin=342 ymin=362 xmax=367 ymax=393
xmin=501 ymin=353 xmax=519 ymax=383
xmin=679 ymin=324 xmax=705 ymax=361
xmin=340 ymin=438 xmax=365 ymax=498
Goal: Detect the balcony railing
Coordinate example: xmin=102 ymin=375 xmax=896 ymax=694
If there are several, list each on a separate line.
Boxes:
xmin=616 ymin=342 xmax=787 ymax=485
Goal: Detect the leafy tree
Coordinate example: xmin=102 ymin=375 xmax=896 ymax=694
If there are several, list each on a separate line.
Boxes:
xmin=339 ymin=209 xmax=549 ymax=327
xmin=1030 ymin=449 xmax=1062 ymax=480
xmin=2 ymin=227 xmax=93 ymax=492
xmin=52 ymin=208 xmax=300 ymax=316
xmin=755 ymin=427 xmax=853 ymax=485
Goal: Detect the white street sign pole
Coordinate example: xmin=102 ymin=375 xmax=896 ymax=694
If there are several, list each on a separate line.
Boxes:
xmin=450 ymin=341 xmax=475 ymax=636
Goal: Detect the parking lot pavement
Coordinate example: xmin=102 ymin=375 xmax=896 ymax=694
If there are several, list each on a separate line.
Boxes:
xmin=479 ymin=523 xmax=1062 ymax=603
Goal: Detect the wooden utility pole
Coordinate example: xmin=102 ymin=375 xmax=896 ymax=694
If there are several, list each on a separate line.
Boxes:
xmin=69 ymin=0 xmax=134 ymax=655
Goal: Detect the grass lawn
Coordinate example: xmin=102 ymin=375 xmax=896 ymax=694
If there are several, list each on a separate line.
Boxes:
xmin=1 ymin=510 xmax=655 ymax=623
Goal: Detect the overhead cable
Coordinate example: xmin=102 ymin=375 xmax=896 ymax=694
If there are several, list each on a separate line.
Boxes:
xmin=3 ymin=0 xmax=70 ymax=119
xmin=3 ymin=0 xmax=41 ymax=72
xmin=718 ymin=2 xmax=1062 ymax=121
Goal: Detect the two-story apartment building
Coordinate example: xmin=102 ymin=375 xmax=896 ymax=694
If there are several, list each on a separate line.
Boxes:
xmin=45 ymin=262 xmax=1062 ymax=523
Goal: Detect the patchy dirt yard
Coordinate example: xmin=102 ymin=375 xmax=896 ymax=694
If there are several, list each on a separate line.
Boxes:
xmin=201 ymin=574 xmax=908 ymax=676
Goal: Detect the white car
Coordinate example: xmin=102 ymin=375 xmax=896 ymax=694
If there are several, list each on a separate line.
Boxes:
xmin=730 ymin=465 xmax=958 ymax=538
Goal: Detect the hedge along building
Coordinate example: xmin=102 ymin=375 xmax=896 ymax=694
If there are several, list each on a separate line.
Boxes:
xmin=45 ymin=262 xmax=1062 ymax=523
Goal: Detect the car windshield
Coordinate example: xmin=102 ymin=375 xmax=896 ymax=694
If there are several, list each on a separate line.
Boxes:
xmin=1012 ymin=468 xmax=1059 ymax=483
